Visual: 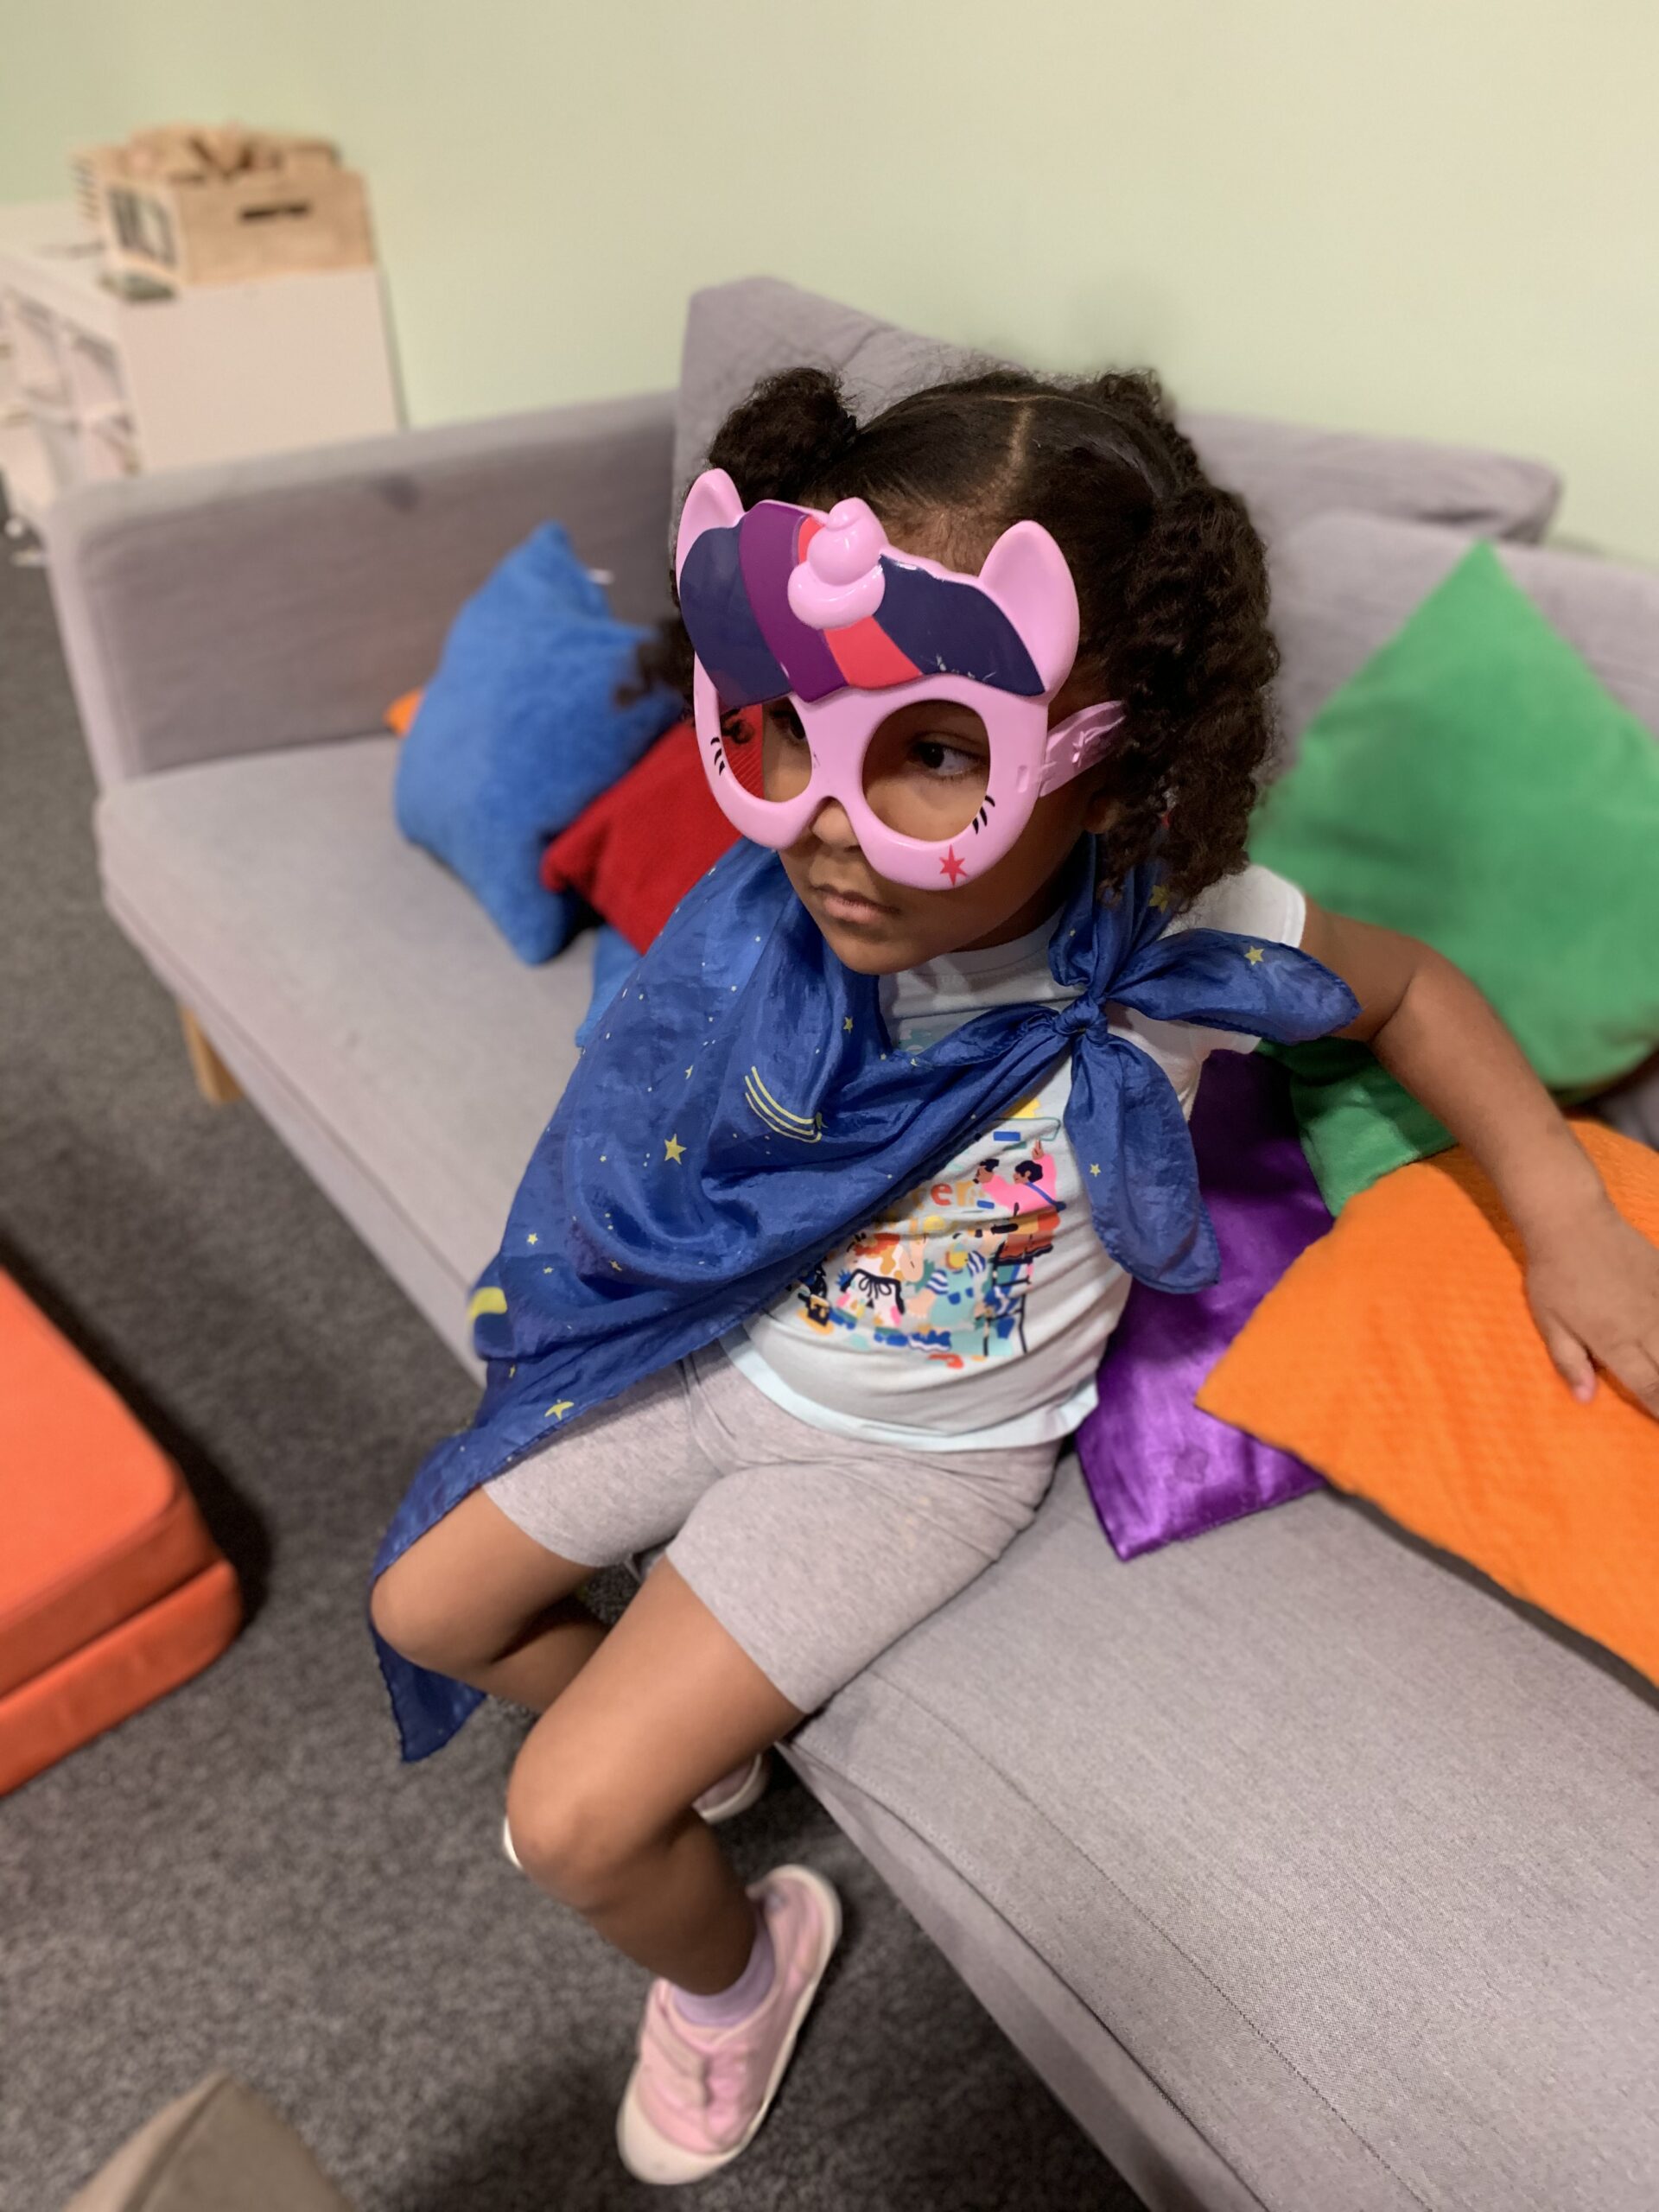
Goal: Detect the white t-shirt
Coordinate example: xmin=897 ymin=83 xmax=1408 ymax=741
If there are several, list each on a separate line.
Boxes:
xmin=724 ymin=865 xmax=1307 ymax=1450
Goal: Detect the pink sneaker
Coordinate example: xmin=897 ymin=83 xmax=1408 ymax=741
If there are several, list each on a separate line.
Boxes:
xmin=691 ymin=1749 xmax=770 ymax=1824
xmin=502 ymin=1752 xmax=769 ymax=1871
xmin=615 ymin=1864 xmax=842 ymax=2183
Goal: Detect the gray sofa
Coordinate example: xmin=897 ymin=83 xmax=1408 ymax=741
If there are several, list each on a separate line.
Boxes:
xmin=47 ymin=278 xmax=1659 ymax=2212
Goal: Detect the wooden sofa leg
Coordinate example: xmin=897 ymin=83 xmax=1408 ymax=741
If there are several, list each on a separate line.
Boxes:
xmin=178 ymin=1006 xmax=242 ymax=1106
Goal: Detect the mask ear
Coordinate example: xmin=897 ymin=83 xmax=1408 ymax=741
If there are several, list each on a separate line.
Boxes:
xmin=675 ymin=468 xmax=747 ymax=586
xmin=977 ymin=521 xmax=1079 ymax=695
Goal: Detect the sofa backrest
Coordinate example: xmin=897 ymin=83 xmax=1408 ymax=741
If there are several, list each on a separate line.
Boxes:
xmin=674 ymin=276 xmax=1562 ymax=553
xmin=1270 ymin=510 xmax=1659 ymax=747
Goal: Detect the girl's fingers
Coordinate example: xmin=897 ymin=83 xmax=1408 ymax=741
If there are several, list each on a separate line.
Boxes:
xmin=1601 ymin=1338 xmax=1659 ymax=1419
xmin=1537 ymin=1313 xmax=1596 ymax=1404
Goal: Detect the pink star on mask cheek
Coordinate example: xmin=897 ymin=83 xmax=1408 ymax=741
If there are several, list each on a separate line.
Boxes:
xmin=939 ymin=847 xmax=968 ymax=886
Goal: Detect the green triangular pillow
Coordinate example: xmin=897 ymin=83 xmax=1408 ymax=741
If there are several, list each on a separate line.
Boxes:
xmin=1251 ymin=542 xmax=1659 ymax=1211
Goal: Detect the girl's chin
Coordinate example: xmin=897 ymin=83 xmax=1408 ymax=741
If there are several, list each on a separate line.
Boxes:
xmin=814 ymin=920 xmax=912 ymax=975
xmin=796 ymin=906 xmax=920 ymax=976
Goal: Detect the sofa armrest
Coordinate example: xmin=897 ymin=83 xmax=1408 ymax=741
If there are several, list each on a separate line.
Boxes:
xmin=45 ymin=391 xmax=677 ymax=786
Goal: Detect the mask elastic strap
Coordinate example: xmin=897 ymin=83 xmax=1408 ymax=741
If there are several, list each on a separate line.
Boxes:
xmin=1035 ymin=700 xmax=1127 ymax=797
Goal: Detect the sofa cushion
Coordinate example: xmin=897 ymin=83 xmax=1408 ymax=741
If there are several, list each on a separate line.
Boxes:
xmin=541 ymin=718 xmax=739 ymax=954
xmin=675 ymin=277 xmax=987 ymax=502
xmin=1075 ymin=1052 xmax=1327 ymax=1561
xmin=1199 ymin=1126 xmax=1659 ymax=1688
xmin=94 ymin=739 xmax=596 ymax=1362
xmin=1256 ymin=537 xmax=1659 ymax=1207
xmin=792 ymin=1460 xmax=1659 ymax=2211
xmin=1268 ymin=510 xmax=1659 ymax=1155
xmin=1271 ymin=509 xmax=1659 ymax=749
xmin=674 ymin=277 xmax=1560 ymax=550
xmin=392 ymin=523 xmax=678 ymax=963
xmin=1186 ymin=410 xmax=1559 ymax=550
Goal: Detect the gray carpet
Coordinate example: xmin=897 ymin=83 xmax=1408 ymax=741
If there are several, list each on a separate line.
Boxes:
xmin=0 ymin=546 xmax=1142 ymax=2212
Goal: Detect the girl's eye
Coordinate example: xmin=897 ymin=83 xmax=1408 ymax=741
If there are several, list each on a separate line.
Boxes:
xmin=911 ymin=735 xmax=983 ymax=778
xmin=720 ymin=703 xmax=798 ymax=748
xmin=764 ymin=702 xmax=808 ymax=746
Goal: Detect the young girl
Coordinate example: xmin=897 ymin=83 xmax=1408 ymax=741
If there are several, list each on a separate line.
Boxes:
xmin=372 ymin=365 xmax=1659 ymax=2185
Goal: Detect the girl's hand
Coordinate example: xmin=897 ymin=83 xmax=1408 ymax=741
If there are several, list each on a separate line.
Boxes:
xmin=1300 ymin=902 xmax=1659 ymax=1421
xmin=1525 ymin=1203 xmax=1659 ymax=1416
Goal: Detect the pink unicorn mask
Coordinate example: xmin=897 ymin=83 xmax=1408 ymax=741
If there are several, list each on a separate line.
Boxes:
xmin=674 ymin=468 xmax=1125 ymax=891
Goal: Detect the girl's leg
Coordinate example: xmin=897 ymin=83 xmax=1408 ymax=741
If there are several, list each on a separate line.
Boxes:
xmin=370 ymin=1487 xmax=607 ymax=1713
xmin=504 ymin=1556 xmax=805 ymax=1993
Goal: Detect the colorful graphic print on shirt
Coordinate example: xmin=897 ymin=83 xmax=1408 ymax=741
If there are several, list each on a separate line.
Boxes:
xmin=786 ymin=1084 xmax=1067 ymax=1371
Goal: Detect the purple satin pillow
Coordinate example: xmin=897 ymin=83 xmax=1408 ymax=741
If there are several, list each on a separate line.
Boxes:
xmin=1077 ymin=1051 xmax=1330 ymax=1559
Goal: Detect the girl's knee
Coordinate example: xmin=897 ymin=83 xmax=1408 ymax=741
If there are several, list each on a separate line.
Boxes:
xmin=372 ymin=1491 xmax=591 ymax=1679
xmin=505 ymin=1744 xmax=660 ymax=1910
xmin=371 ymin=1548 xmax=467 ymax=1676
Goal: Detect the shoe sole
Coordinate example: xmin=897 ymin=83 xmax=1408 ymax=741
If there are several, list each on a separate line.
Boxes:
xmin=691 ymin=1750 xmax=770 ymax=1824
xmin=503 ymin=1753 xmax=769 ymax=1870
xmin=613 ymin=1863 xmax=842 ymax=2185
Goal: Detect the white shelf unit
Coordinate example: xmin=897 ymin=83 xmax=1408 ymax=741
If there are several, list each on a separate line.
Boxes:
xmin=0 ymin=200 xmax=402 ymax=533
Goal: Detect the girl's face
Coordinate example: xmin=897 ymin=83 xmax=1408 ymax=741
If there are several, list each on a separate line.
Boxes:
xmin=766 ymin=677 xmax=1117 ymax=975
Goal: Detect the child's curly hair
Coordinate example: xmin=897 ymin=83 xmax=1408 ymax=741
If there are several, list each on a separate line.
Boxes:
xmin=645 ymin=363 xmax=1278 ymax=902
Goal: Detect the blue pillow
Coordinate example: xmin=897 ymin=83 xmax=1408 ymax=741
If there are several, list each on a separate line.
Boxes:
xmin=394 ymin=524 xmax=679 ymax=963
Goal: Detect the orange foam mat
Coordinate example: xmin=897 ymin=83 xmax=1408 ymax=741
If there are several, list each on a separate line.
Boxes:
xmin=0 ymin=1271 xmax=228 ymax=1694
xmin=0 ymin=1269 xmax=241 ymax=1790
xmin=0 ymin=1559 xmax=243 ymax=1795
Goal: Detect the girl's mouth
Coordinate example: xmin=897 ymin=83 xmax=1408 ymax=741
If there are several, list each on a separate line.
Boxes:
xmin=810 ymin=880 xmax=899 ymax=925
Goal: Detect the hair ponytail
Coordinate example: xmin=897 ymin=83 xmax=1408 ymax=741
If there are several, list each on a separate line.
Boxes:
xmin=706 ymin=366 xmax=861 ymax=505
xmin=1092 ymin=476 xmax=1278 ymax=899
xmin=639 ymin=369 xmax=863 ymax=699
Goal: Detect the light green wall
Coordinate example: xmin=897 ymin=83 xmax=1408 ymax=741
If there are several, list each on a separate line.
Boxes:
xmin=3 ymin=0 xmax=1654 ymax=562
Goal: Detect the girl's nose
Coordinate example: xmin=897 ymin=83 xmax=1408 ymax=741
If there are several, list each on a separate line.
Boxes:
xmin=808 ymin=797 xmax=861 ymax=851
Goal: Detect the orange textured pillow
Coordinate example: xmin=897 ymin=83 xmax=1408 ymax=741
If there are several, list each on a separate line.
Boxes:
xmin=385 ymin=688 xmax=424 ymax=736
xmin=1198 ymin=1123 xmax=1659 ymax=1683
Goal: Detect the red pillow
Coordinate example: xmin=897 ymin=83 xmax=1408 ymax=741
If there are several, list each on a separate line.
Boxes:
xmin=540 ymin=718 xmax=739 ymax=952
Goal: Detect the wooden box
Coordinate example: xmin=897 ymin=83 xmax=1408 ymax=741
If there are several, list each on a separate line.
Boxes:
xmin=78 ymin=125 xmax=375 ymax=289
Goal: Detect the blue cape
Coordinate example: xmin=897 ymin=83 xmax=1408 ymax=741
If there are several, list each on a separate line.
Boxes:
xmin=373 ymin=841 xmax=1357 ymax=1758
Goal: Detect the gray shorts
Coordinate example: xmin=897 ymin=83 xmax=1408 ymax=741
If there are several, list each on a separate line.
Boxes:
xmin=484 ymin=1344 xmax=1058 ymax=1713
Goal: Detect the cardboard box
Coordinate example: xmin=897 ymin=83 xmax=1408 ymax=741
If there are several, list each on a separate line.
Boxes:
xmin=76 ymin=124 xmax=375 ymax=289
